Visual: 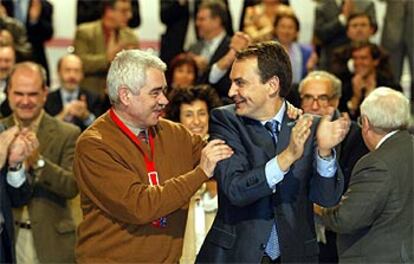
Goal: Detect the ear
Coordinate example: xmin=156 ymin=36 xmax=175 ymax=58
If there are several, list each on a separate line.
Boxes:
xmin=267 ymin=76 xmax=280 ymax=96
xmin=118 ymin=87 xmax=130 ymax=106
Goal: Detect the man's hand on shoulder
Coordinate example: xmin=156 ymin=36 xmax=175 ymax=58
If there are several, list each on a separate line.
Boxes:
xmin=199 ymin=139 xmax=233 ymax=178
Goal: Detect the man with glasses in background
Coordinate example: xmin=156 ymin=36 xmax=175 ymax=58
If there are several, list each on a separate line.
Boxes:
xmin=299 ymin=71 xmax=368 ymax=263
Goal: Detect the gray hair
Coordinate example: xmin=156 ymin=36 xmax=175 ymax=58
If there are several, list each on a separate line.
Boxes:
xmin=107 ymin=49 xmax=167 ymax=105
xmin=298 ymin=71 xmax=342 ymax=98
xmin=360 ymin=87 xmax=410 ymax=132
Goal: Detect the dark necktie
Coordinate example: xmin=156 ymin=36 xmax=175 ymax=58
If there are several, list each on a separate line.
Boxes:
xmin=137 ymin=130 xmax=148 ymax=144
xmin=264 ymin=119 xmax=281 ymax=260
xmin=264 ymin=120 xmax=280 ymax=146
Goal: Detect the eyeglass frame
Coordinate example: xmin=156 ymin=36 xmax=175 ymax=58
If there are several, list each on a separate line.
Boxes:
xmin=300 ymin=94 xmax=336 ymax=105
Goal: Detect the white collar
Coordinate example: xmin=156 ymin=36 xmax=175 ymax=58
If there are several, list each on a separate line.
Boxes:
xmin=375 ymin=130 xmax=399 ymax=149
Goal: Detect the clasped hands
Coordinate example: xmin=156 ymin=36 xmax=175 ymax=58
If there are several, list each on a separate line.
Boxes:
xmin=0 ymin=126 xmax=39 ymax=170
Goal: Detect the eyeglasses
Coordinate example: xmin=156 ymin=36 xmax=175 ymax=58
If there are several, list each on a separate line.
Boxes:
xmin=300 ymin=94 xmax=332 ymax=105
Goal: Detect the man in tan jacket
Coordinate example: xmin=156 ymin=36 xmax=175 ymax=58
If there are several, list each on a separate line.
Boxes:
xmin=1 ymin=62 xmax=80 ymax=263
xmin=73 ymin=0 xmax=139 ymax=96
xmin=74 ymin=49 xmax=233 ymax=263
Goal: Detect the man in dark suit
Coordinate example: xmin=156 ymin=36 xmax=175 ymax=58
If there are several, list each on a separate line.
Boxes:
xmin=298 ymin=71 xmax=369 ymax=263
xmin=0 ymin=41 xmax=16 ymax=118
xmin=0 ymin=125 xmax=36 ymax=263
xmin=317 ymin=87 xmax=413 ymax=263
xmin=45 ymin=54 xmax=101 ymax=131
xmin=313 ymin=0 xmax=376 ymax=70
xmin=196 ymin=41 xmax=350 ymax=263
xmin=188 ymin=1 xmax=248 ymax=102
xmin=0 ymin=0 xmax=53 ymax=84
xmin=159 ymin=0 xmax=234 ymax=67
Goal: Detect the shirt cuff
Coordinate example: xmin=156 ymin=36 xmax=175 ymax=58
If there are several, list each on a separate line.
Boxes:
xmin=265 ymin=156 xmax=288 ymax=191
xmin=338 ymin=14 xmax=347 ymax=26
xmin=316 ymin=149 xmax=337 ymax=178
xmin=208 ymin=63 xmax=227 ymax=84
xmin=7 ymin=165 xmax=27 ymax=188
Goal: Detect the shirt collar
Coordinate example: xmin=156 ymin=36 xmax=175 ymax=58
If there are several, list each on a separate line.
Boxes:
xmin=375 ymin=130 xmax=399 ymax=149
xmin=260 ymin=100 xmax=286 ymax=129
xmin=13 ymin=109 xmax=45 ymax=133
xmin=60 ymin=88 xmax=80 ymax=104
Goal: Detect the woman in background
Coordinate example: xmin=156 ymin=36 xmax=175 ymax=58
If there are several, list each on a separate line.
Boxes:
xmin=165 ymin=53 xmax=199 ymax=97
xmin=243 ymin=0 xmax=293 ymax=43
xmin=165 ymin=85 xmax=221 ymax=263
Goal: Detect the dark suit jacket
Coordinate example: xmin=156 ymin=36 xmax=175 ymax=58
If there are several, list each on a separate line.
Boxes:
xmin=196 ymin=104 xmax=344 ymax=263
xmin=322 ymin=130 xmax=414 ymax=263
xmin=314 ymin=0 xmax=376 ymax=70
xmin=2 ymin=0 xmax=53 ymax=83
xmin=0 ymin=167 xmax=32 ymax=263
xmin=159 ymin=0 xmax=233 ymax=66
xmin=335 ymin=115 xmax=369 ymax=192
xmin=1 ymin=113 xmax=80 ymax=263
xmin=189 ymin=35 xmax=232 ymax=101
xmin=44 ymin=88 xmax=102 ymax=131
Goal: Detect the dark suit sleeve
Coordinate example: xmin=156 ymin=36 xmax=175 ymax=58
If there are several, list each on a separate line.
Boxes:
xmin=128 ymin=0 xmax=141 ymax=28
xmin=6 ymin=179 xmax=32 ymax=208
xmin=209 ymin=108 xmax=274 ymax=207
xmin=160 ymin=0 xmax=188 ymax=25
xmin=322 ymin=155 xmax=389 ymax=233
xmin=314 ymin=5 xmax=345 ymax=44
xmin=27 ymin=0 xmax=53 ymax=43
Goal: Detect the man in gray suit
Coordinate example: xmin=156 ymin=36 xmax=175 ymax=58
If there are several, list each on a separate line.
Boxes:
xmin=317 ymin=87 xmax=413 ymax=263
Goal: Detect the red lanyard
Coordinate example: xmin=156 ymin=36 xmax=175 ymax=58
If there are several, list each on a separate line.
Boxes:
xmin=109 ymin=109 xmax=158 ymax=184
xmin=109 ymin=109 xmax=166 ymax=227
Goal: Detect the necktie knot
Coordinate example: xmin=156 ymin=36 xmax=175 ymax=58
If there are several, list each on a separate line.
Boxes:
xmin=264 ymin=120 xmax=280 ymax=138
xmin=137 ymin=130 xmax=148 ymax=144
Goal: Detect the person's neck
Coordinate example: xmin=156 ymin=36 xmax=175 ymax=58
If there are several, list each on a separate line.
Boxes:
xmin=113 ymin=108 xmax=146 ymax=130
xmin=62 ymin=86 xmax=78 ymax=93
xmin=102 ymin=17 xmax=117 ymax=31
xmin=257 ymin=98 xmax=283 ymax=121
xmin=204 ymin=29 xmax=224 ymax=41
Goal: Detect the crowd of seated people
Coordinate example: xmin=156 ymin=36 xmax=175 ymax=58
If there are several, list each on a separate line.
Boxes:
xmin=0 ymin=0 xmax=412 ymax=263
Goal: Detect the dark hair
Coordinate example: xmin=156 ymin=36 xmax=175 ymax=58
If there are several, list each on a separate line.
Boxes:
xmin=273 ymin=12 xmax=300 ymax=32
xmin=198 ymin=0 xmax=228 ymax=28
xmin=346 ymin=11 xmax=377 ymax=32
xmin=236 ymin=41 xmax=292 ymax=97
xmin=351 ymin=41 xmax=394 ymax=81
xmin=101 ymin=0 xmax=130 ymax=15
xmin=165 ymin=85 xmax=222 ymax=122
xmin=166 ymin=53 xmax=199 ymax=91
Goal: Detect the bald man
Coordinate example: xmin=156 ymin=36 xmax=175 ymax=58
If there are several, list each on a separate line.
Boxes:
xmin=45 ymin=54 xmax=101 ymax=131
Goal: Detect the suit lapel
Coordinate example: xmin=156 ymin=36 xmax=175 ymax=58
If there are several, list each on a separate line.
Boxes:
xmin=37 ymin=114 xmax=56 ymax=154
xmin=276 ymin=104 xmax=293 ymax=155
xmin=242 ymin=117 xmax=275 ymax=159
xmin=210 ymin=36 xmax=229 ymax=65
